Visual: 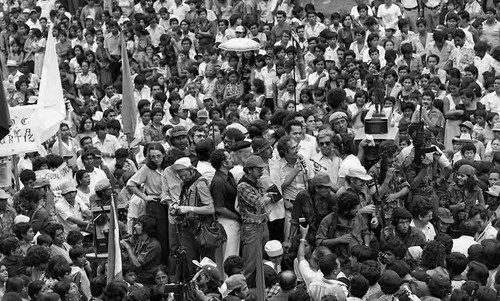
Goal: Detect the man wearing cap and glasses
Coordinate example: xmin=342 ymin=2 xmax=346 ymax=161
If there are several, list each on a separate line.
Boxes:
xmin=237 ymin=155 xmax=275 ymax=287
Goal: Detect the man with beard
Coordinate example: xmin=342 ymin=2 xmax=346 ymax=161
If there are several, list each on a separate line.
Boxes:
xmin=380 ymin=207 xmax=425 ymax=249
xmin=237 ymin=155 xmax=275 ymax=287
xmin=289 ymin=173 xmax=336 ymax=242
xmin=316 ymin=191 xmax=370 ymax=262
xmin=210 ymin=149 xmax=240 ymax=260
xmin=169 ymin=126 xmax=198 ymax=163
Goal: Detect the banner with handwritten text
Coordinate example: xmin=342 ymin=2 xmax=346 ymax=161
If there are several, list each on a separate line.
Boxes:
xmin=0 ymin=105 xmax=39 ymax=156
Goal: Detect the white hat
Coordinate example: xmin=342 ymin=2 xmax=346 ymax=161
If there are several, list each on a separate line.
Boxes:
xmin=61 ymin=181 xmax=77 ymax=195
xmin=346 ymin=165 xmax=372 ymax=181
xmin=172 ymin=157 xmax=192 ymax=171
xmin=324 ymin=52 xmax=335 ymax=61
xmin=486 ymin=185 xmax=500 ymax=197
xmin=235 ymin=25 xmax=245 ymax=33
xmin=6 ymin=60 xmax=18 ymax=67
xmin=227 ymin=123 xmax=248 ymax=135
xmin=0 ymin=189 xmax=9 ymax=199
xmin=265 ymin=240 xmax=283 ymax=257
xmin=192 ymin=257 xmax=217 ymax=268
xmin=14 ymin=215 xmax=30 ymax=224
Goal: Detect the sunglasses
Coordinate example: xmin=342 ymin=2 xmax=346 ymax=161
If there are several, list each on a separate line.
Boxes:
xmin=319 ymin=141 xmax=331 ymax=147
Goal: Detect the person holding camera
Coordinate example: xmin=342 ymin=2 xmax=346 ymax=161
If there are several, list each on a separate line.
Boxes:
xmin=169 ymin=157 xmax=216 ymax=279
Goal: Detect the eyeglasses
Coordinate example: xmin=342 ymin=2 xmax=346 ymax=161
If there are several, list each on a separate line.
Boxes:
xmin=150 ymin=154 xmax=163 ymax=159
xmin=319 ymin=141 xmax=331 ymax=147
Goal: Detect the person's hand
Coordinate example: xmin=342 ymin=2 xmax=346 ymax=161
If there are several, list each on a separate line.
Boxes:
xmin=120 ymin=240 xmax=130 ymax=248
xmin=299 ymin=224 xmax=309 ymax=239
xmin=320 ymin=72 xmax=326 ymax=78
xmin=336 ymin=234 xmax=352 ymax=244
xmin=370 ymin=217 xmax=379 ymax=228
xmin=143 ymin=196 xmax=157 ymax=202
xmin=432 ymin=151 xmax=441 ymax=162
xmin=385 ymin=168 xmax=396 ymax=180
xmin=456 ymin=202 xmax=466 ymax=210
xmin=359 ymin=204 xmax=376 ymax=215
xmin=386 ymin=193 xmax=397 ymax=203
xmin=282 ymin=240 xmax=292 ymax=251
xmin=177 ymin=206 xmax=192 ymax=214
xmin=359 ymin=138 xmax=370 ymax=148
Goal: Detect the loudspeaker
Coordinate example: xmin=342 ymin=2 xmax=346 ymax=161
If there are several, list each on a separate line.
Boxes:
xmin=90 ymin=204 xmax=127 ymax=254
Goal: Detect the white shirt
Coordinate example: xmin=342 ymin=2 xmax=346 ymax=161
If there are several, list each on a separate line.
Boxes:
xmin=196 ymin=161 xmax=215 ymax=184
xmin=474 ymin=53 xmax=494 ymax=85
xmin=304 ymin=22 xmax=326 ymax=39
xmin=452 ymin=235 xmax=480 ymax=256
xmin=377 ymin=4 xmax=402 ymax=28
xmin=55 ymin=195 xmax=90 ymax=234
xmin=476 ymin=223 xmax=498 ymax=243
xmin=411 ymin=220 xmax=436 ymax=242
xmin=481 ymin=91 xmax=500 ymax=115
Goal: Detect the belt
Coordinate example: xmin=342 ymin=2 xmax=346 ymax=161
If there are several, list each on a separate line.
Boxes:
xmin=425 ymin=4 xmax=439 ymax=9
xmin=404 ymin=6 xmax=418 ymax=10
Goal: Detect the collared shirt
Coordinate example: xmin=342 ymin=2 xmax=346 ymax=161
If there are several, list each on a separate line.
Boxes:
xmin=279 ymin=158 xmax=308 ymax=201
xmin=411 ymin=219 xmax=436 ymax=242
xmin=143 ymin=123 xmax=165 ymax=143
xmin=395 ymin=54 xmax=423 ymax=72
xmin=307 ymin=71 xmax=328 ymax=88
xmin=134 ymin=86 xmax=151 ymax=104
xmin=426 ymin=41 xmax=456 ymax=69
xmin=161 ymin=166 xmax=182 ymax=223
xmin=476 ymin=223 xmax=498 ymax=243
xmin=474 ymin=53 xmax=495 ymax=85
xmin=50 ymin=242 xmax=73 ymax=263
xmin=449 ymin=43 xmax=475 ymax=76
xmin=211 ymin=170 xmax=238 ymax=214
xmin=381 ymin=226 xmax=426 ymax=248
xmin=452 ymin=235 xmax=479 ymax=256
xmin=239 ymin=107 xmax=261 ymax=126
xmin=481 ymin=91 xmax=500 ymax=114
xmin=312 ymin=153 xmax=342 ymax=187
xmin=482 ymin=20 xmax=500 ymax=49
xmin=258 ymin=65 xmax=278 ymax=98
xmin=146 ymin=25 xmax=166 ymax=47
xmin=92 ymin=134 xmax=121 ymax=167
xmin=104 ymin=32 xmax=120 ymax=56
xmin=304 ymin=22 xmax=326 ymax=39
xmin=237 ymin=175 xmax=268 ymax=222
xmin=169 ymin=2 xmax=190 ymax=21
xmin=132 ymin=236 xmax=162 ymax=283
xmin=55 ymin=195 xmax=90 ymax=233
xmin=127 ymin=165 xmax=163 ymax=197
xmin=87 ymin=167 xmax=108 ymax=194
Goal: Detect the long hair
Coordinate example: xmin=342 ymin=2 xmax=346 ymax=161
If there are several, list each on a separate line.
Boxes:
xmin=145 ymin=143 xmax=167 ymax=170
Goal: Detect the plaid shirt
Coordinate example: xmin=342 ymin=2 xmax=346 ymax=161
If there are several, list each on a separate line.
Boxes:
xmin=266 ymin=284 xmax=280 ymax=299
xmin=237 ymin=176 xmax=268 ymax=223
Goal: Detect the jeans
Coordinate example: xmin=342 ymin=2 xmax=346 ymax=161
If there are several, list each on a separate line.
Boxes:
xmin=241 ymin=222 xmax=269 ymax=288
xmin=146 ymin=201 xmax=169 ymax=263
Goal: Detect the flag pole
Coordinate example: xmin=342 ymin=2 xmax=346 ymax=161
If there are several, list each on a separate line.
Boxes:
xmin=12 ymin=155 xmax=20 ymax=191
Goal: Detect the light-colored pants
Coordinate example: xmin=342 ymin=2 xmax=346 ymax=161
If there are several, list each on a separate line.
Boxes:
xmin=403 ymin=8 xmax=419 ymax=32
xmin=424 ymin=7 xmax=440 ymax=31
xmin=219 ymin=217 xmax=241 ymax=260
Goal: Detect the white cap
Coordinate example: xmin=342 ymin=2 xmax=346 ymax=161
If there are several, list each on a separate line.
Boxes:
xmin=265 ymin=240 xmax=283 ymax=257
xmin=346 ymin=165 xmax=372 ymax=181
xmin=172 ymin=157 xmax=192 ymax=171
xmin=14 ymin=215 xmax=30 ymax=224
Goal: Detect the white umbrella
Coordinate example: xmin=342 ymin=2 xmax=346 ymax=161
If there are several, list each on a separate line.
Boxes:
xmin=218 ymin=38 xmax=260 ymax=52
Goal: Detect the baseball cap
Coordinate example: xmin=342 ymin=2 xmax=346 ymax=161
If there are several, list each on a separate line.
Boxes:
xmin=225 ymin=274 xmax=247 ymax=294
xmin=492 ymin=123 xmax=500 ymax=132
xmin=230 ymin=141 xmax=252 ymax=152
xmin=385 ymin=24 xmax=397 ymax=31
xmin=244 ymin=155 xmax=267 ymax=168
xmin=311 ymin=173 xmax=334 ymax=188
xmin=329 ymin=111 xmax=348 ymax=123
xmin=426 ymin=267 xmax=450 ymax=287
xmin=14 ymin=215 xmax=30 ymax=224
xmin=33 ymin=178 xmax=50 ymax=189
xmin=61 ymin=181 xmax=77 ymax=195
xmin=172 ymin=157 xmax=192 ymax=171
xmin=170 ymin=126 xmax=188 ymax=138
xmin=235 ymin=25 xmax=245 ymax=33
xmin=378 ymin=270 xmax=402 ymax=294
xmin=324 ymin=52 xmax=335 ymax=61
xmin=346 ymin=165 xmax=372 ymax=181
xmin=197 ymin=109 xmax=209 ymax=119
xmin=6 ymin=60 xmax=18 ymax=67
xmin=227 ymin=123 xmax=248 ymax=135
xmin=202 ymin=265 xmax=222 ymax=282
xmin=435 ymin=207 xmax=454 ymax=224
xmin=22 ymin=8 xmax=31 ymax=13
xmin=251 ymin=137 xmax=272 ymax=155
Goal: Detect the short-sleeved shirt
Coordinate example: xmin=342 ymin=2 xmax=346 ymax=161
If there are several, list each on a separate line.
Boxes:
xmin=377 ymin=4 xmax=401 ymax=28
xmin=127 ymin=165 xmax=163 ymax=197
xmin=55 ymin=196 xmax=89 ymax=233
xmin=104 ymin=33 xmax=121 ymax=56
xmin=211 ymin=170 xmax=238 ymax=214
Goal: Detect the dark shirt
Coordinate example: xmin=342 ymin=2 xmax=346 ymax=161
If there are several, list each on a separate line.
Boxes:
xmin=0 ymin=255 xmax=26 ymax=277
xmin=132 ymin=236 xmax=162 ymax=285
xmin=211 ymin=170 xmax=238 ymax=214
xmin=31 ymin=205 xmax=49 ymax=234
xmin=291 ymin=190 xmax=336 ymax=236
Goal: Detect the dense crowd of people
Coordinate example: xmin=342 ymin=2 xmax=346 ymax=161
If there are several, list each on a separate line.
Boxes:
xmin=5 ymin=0 xmax=500 ymax=300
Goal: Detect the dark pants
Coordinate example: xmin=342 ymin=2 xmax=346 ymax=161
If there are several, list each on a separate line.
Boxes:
xmin=241 ymin=222 xmax=269 ymax=288
xmin=168 ymin=222 xmax=215 ymax=282
xmin=263 ymin=98 xmax=275 ymax=113
xmin=268 ymin=218 xmax=284 ymax=242
xmin=146 ymin=201 xmax=169 ymax=263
